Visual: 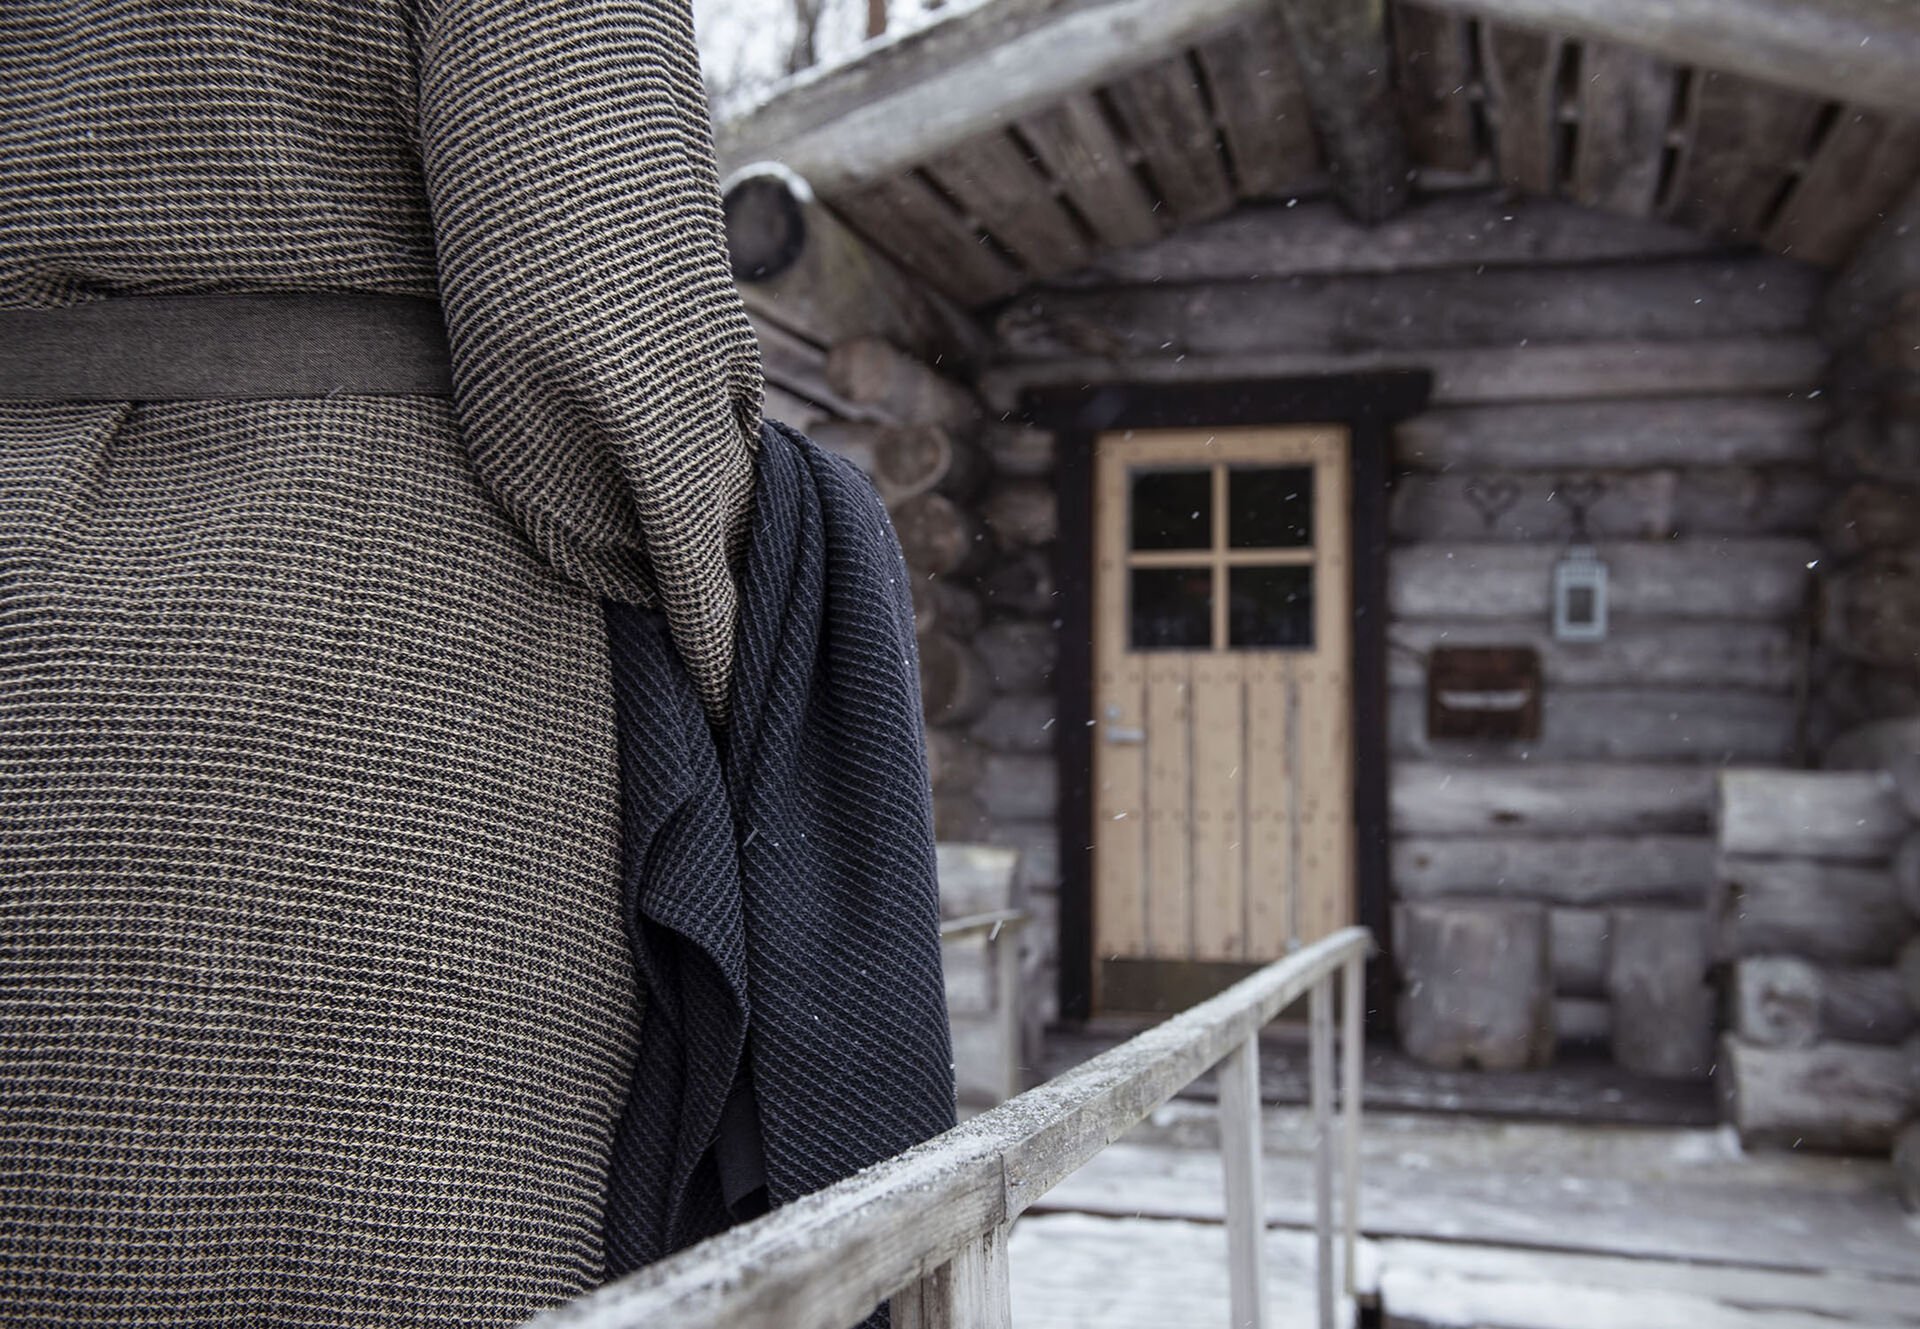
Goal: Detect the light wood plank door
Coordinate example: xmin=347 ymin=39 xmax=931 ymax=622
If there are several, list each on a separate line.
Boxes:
xmin=1091 ymin=426 xmax=1353 ymax=1011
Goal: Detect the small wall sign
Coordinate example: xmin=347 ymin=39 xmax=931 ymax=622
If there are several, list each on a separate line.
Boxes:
xmin=1428 ymin=646 xmax=1542 ymax=742
xmin=1553 ymin=545 xmax=1609 ymax=642
xmin=1550 ymin=476 xmax=1609 ymax=642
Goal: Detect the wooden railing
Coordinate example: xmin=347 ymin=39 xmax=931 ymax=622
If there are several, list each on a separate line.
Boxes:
xmin=533 ymin=927 xmax=1372 ymax=1329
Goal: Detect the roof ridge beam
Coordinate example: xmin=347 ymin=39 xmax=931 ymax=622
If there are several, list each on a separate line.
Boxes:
xmin=715 ymin=0 xmax=1270 ymax=190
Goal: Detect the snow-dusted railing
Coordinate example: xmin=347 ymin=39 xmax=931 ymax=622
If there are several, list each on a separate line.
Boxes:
xmin=534 ymin=927 xmax=1372 ymax=1329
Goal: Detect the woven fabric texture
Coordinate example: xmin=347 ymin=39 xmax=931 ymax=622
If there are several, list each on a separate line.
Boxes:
xmin=603 ymin=421 xmax=956 ymax=1280
xmin=1 ymin=1 xmax=762 ymax=1323
xmin=0 ymin=0 xmax=762 ymax=714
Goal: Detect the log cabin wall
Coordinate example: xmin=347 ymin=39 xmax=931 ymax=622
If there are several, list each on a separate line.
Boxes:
xmin=1816 ymin=181 xmax=1920 ymax=750
xmin=985 ymin=192 xmax=1832 ymax=1072
xmin=721 ymin=0 xmax=1920 ymax=1090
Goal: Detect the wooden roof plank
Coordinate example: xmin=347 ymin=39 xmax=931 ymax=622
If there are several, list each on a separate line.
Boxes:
xmin=1665 ymin=70 xmax=1825 ymax=241
xmin=1570 ymin=41 xmax=1677 ymax=216
xmin=1480 ymin=21 xmax=1564 ymax=195
xmin=923 ymin=131 xmax=1093 ymax=277
xmin=1391 ymin=2 xmax=1480 ymax=174
xmin=1016 ymin=93 xmax=1165 ymax=251
xmin=1768 ymin=110 xmax=1920 ymax=266
xmin=1194 ymin=13 xmax=1322 ymax=200
xmin=1102 ymin=55 xmax=1237 ymax=227
xmin=833 ymin=174 xmax=1025 ymax=305
xmin=1414 ymin=0 xmax=1920 ymax=119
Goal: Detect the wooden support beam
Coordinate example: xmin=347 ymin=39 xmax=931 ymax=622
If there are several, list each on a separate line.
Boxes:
xmin=716 ymin=0 xmax=1270 ymax=191
xmin=1269 ymin=0 xmax=1412 ymax=221
xmin=985 ymin=335 xmax=1828 ymax=410
xmin=995 ymin=257 xmax=1822 ymax=360
xmin=1415 ymin=0 xmax=1920 ymax=120
xmin=723 ymin=164 xmax=985 ymax=364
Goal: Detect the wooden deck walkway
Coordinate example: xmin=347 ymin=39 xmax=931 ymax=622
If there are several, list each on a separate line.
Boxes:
xmin=1007 ymin=1101 xmax=1920 ymax=1328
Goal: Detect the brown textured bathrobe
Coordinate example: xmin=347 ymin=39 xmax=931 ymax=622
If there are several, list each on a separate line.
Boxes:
xmin=0 ymin=2 xmax=760 ymax=1324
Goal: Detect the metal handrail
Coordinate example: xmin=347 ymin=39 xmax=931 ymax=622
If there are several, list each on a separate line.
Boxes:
xmin=533 ymin=926 xmax=1372 ymax=1329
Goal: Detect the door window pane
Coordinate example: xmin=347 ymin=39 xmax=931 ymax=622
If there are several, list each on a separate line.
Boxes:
xmin=1229 ymin=565 xmax=1313 ymax=648
xmin=1130 ymin=567 xmax=1212 ymax=649
xmin=1130 ymin=468 xmax=1212 ymax=550
xmin=1229 ymin=466 xmax=1312 ymax=549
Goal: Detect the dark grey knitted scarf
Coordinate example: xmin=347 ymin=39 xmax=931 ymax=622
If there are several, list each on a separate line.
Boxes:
xmin=601 ymin=419 xmax=956 ymax=1286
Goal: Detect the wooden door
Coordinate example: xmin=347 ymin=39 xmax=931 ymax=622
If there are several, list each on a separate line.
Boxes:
xmin=1091 ymin=426 xmax=1353 ymax=1012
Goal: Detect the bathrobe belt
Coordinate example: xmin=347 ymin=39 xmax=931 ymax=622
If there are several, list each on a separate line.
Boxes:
xmin=0 ymin=295 xmax=453 ymax=400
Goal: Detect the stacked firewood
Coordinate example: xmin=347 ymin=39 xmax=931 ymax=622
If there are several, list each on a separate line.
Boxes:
xmin=1714 ymin=768 xmax=1919 ymax=1197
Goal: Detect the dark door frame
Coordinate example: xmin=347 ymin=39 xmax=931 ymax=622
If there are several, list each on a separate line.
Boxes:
xmin=1020 ymin=371 xmax=1433 ymax=1033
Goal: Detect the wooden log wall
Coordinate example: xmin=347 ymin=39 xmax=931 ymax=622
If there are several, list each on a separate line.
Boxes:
xmin=1716 ymin=768 xmax=1920 ymax=1173
xmin=996 ymin=191 xmax=1828 ymax=1075
xmin=1804 ymin=177 xmax=1920 ymax=1193
xmin=1384 ymin=233 xmax=1823 ymax=1071
xmin=1814 ymin=181 xmax=1920 ymax=748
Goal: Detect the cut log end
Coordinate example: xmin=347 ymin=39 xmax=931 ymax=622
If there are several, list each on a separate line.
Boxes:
xmin=1395 ymin=901 xmax=1554 ymax=1071
xmin=920 ymin=630 xmax=993 ymax=727
xmin=724 ymin=172 xmax=808 ymax=283
xmin=1720 ymin=1036 xmax=1915 ymax=1153
xmin=892 ymin=494 xmax=983 ymax=576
